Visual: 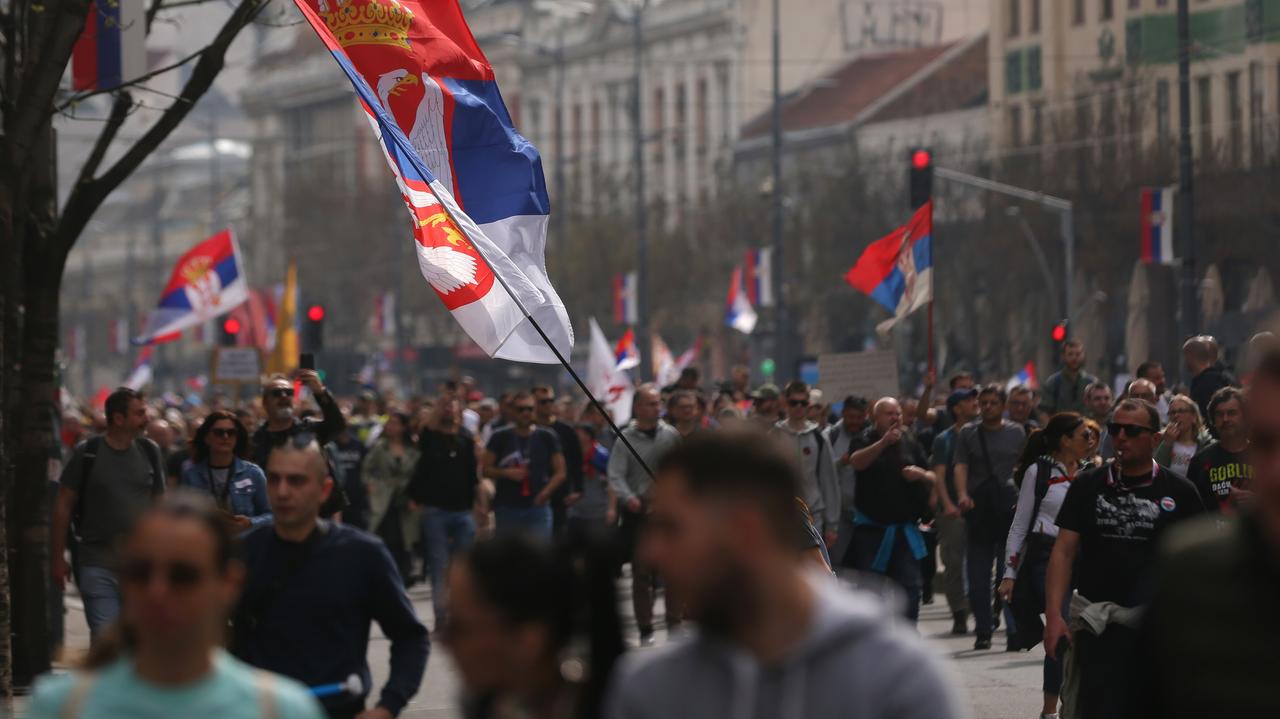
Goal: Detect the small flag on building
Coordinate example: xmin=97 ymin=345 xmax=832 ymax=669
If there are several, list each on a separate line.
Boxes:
xmin=725 ymin=266 xmax=758 ymax=335
xmin=1139 ymin=186 xmax=1175 ymax=265
xmin=744 ymin=248 xmax=774 ymax=308
xmin=844 ymin=200 xmax=933 ymax=334
xmin=71 ymin=0 xmax=146 ymax=91
xmin=613 ymin=272 xmax=638 ymax=325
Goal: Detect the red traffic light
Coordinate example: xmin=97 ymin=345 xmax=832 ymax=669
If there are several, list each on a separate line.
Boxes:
xmin=1051 ymin=323 xmax=1067 ymax=343
xmin=307 ymin=305 xmax=326 ymax=322
xmin=223 ymin=318 xmax=242 ymax=335
xmin=911 ymin=149 xmax=932 ymax=170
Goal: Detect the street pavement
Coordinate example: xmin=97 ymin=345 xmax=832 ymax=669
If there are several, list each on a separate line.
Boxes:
xmin=15 ymin=574 xmax=1046 ymax=718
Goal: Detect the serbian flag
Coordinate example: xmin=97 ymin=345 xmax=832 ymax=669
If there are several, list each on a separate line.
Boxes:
xmin=134 ymin=229 xmax=249 ymax=345
xmin=613 ymin=271 xmax=638 ymax=325
xmin=292 ymin=0 xmax=571 ymax=363
xmin=845 ymin=201 xmax=933 ymax=333
xmin=123 ymin=346 xmax=153 ymax=391
xmin=725 ymin=266 xmax=758 ymax=335
xmin=108 ymin=318 xmax=129 ymax=355
xmin=1007 ymin=361 xmax=1038 ymax=391
xmin=744 ymin=248 xmax=774 ymax=308
xmin=72 ymin=0 xmax=146 ymax=91
xmin=1139 ymin=187 xmax=1175 ymax=265
xmin=614 ymin=328 xmax=640 ymax=371
xmin=374 ymin=290 xmax=396 ymax=336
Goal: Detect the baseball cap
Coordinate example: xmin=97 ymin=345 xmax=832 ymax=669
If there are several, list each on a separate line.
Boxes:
xmin=946 ymin=388 xmax=979 ymax=412
xmin=750 ymin=384 xmax=780 ymax=401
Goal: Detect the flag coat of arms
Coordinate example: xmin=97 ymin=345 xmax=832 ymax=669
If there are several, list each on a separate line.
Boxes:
xmin=725 ymin=266 xmax=758 ymax=335
xmin=293 ymin=0 xmax=572 ymax=363
xmin=134 ymin=229 xmax=249 ymax=344
xmin=845 ymin=201 xmax=933 ymax=333
xmin=1139 ymin=187 xmax=1175 ymax=265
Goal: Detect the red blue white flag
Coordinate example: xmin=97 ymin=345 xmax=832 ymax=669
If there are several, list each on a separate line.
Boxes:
xmin=123 ymin=346 xmax=153 ymax=391
xmin=845 ymin=201 xmax=933 ymax=333
xmin=134 ymin=229 xmax=249 ymax=344
xmin=1007 ymin=360 xmax=1038 ymax=391
xmin=374 ymin=290 xmax=396 ymax=336
xmin=72 ymin=0 xmax=146 ymax=91
xmin=292 ymin=0 xmax=572 ymax=363
xmin=612 ymin=271 xmax=638 ymax=326
xmin=725 ymin=266 xmax=757 ymax=335
xmin=744 ymin=248 xmax=774 ymax=308
xmin=1139 ymin=187 xmax=1175 ymax=265
xmin=614 ymin=327 xmax=640 ymax=371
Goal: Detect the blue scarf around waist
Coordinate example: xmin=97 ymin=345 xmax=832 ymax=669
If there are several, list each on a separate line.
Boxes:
xmin=853 ymin=511 xmax=928 ymax=572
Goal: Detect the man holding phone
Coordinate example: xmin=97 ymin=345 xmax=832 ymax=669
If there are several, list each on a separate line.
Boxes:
xmin=252 ymin=370 xmax=349 ymax=517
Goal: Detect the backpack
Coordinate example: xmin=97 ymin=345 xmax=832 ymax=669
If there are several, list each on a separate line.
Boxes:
xmin=72 ymin=436 xmax=165 ymax=537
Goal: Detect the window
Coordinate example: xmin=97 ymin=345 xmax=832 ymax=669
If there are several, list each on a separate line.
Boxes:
xmin=1227 ymin=71 xmax=1242 ymax=166
xmin=1008 ymin=0 xmax=1020 ymax=37
xmin=1031 ymin=103 xmax=1044 ymax=146
xmin=696 ymin=77 xmax=708 ymax=151
xmin=1156 ymin=80 xmax=1170 ymax=142
xmin=1100 ymin=90 xmax=1117 ymax=149
xmin=1101 ymin=0 xmax=1113 ymax=21
xmin=1009 ymin=105 xmax=1024 ymax=146
xmin=1074 ymin=0 xmax=1085 ymax=25
xmin=1196 ymin=76 xmax=1212 ymax=159
xmin=1006 ymin=51 xmax=1024 ymax=94
xmin=1030 ymin=0 xmax=1041 ymax=33
xmin=1027 ymin=46 xmax=1042 ymax=90
xmin=1250 ymin=62 xmax=1264 ymax=160
xmin=591 ymin=100 xmax=601 ymax=156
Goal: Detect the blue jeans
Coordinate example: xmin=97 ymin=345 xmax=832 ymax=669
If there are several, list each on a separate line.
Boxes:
xmin=967 ymin=531 xmax=1014 ymax=641
xmin=420 ymin=508 xmax=476 ymax=626
xmin=77 ymin=565 xmax=120 ymax=640
xmin=493 ymin=505 xmax=553 ymax=539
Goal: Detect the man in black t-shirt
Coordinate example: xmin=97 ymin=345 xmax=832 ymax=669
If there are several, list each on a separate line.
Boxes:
xmin=846 ymin=397 xmax=936 ymax=623
xmin=483 ymin=391 xmax=565 ymax=539
xmin=1045 ymin=399 xmax=1204 ymax=719
xmin=1187 ymin=387 xmax=1252 ymax=513
xmin=533 ymin=384 xmax=583 ymax=537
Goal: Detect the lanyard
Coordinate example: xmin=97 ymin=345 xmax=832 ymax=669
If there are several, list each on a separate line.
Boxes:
xmin=1105 ymin=459 xmax=1158 ymax=491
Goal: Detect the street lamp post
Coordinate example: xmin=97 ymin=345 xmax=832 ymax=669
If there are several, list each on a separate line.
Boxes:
xmin=770 ymin=0 xmax=788 ymax=381
xmin=629 ymin=1 xmax=650 ymax=381
xmin=1176 ymin=0 xmax=1197 ymax=355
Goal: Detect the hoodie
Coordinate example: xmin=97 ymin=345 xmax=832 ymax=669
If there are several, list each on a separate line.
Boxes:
xmin=772 ymin=420 xmax=841 ymax=532
xmin=604 ymin=577 xmax=965 ymax=719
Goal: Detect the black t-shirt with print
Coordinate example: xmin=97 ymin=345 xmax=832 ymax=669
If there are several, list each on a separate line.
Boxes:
xmin=1185 ymin=441 xmax=1252 ymax=513
xmin=485 ymin=426 xmax=562 ymax=510
xmin=1056 ymin=463 xmax=1205 ymax=607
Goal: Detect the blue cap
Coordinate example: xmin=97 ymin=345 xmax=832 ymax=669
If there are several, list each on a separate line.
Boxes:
xmin=946 ymin=388 xmax=978 ymax=412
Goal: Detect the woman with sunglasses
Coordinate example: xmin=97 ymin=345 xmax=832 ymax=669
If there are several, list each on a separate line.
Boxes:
xmin=1153 ymin=394 xmax=1213 ymax=477
xmin=181 ymin=411 xmax=271 ymax=533
xmin=997 ymin=413 xmax=1092 ymax=719
xmin=29 ymin=493 xmax=324 ymax=718
xmin=364 ymin=412 xmax=422 ymax=585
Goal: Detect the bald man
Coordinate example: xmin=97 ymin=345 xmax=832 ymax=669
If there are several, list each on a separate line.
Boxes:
xmin=233 ymin=436 xmax=428 ymax=719
xmin=846 ymin=398 xmax=936 ymax=622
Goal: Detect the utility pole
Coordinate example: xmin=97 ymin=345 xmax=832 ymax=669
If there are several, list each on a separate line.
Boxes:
xmin=631 ymin=2 xmax=650 ymax=381
xmin=770 ymin=0 xmax=788 ymax=380
xmin=1176 ymin=0 xmax=1197 ymax=353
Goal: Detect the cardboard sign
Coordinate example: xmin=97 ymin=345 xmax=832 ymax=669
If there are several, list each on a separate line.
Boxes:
xmin=817 ymin=350 xmax=900 ymax=403
xmin=211 ymin=347 xmax=263 ymax=384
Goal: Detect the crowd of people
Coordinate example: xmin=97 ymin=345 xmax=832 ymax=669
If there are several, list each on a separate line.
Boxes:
xmin=28 ymin=331 xmax=1280 ymax=718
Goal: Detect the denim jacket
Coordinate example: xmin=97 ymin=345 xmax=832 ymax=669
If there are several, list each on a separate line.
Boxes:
xmin=180 ymin=457 xmax=272 ymax=528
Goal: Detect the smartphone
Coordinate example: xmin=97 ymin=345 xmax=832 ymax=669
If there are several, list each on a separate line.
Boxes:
xmin=299 ymin=353 xmax=315 ymax=371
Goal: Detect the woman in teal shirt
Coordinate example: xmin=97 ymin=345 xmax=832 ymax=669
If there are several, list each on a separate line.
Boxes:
xmin=29 ymin=493 xmax=324 ymax=719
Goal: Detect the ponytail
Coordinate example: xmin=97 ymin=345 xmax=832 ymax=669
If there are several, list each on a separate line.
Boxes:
xmin=1014 ymin=412 xmax=1084 ymax=486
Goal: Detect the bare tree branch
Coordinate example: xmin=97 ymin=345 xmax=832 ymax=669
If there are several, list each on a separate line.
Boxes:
xmin=54 ymin=48 xmax=204 ymax=112
xmin=146 ymin=0 xmax=217 ymax=32
xmin=72 ymin=91 xmax=132 ymax=189
xmin=54 ymin=0 xmax=266 ymax=252
xmin=8 ymin=0 xmax=91 ymax=177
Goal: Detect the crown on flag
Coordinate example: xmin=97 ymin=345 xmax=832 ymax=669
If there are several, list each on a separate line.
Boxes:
xmin=321 ymin=0 xmax=413 ymax=50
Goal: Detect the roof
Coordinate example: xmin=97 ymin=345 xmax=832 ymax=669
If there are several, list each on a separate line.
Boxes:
xmin=739 ymin=35 xmax=988 ymax=141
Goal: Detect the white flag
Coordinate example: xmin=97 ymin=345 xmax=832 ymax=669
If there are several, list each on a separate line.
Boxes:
xmin=587 ymin=318 xmax=635 ymax=424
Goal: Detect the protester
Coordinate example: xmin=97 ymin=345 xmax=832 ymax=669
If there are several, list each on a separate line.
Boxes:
xmin=846 ymin=398 xmax=937 ymax=622
xmin=52 ymin=387 xmax=165 ymax=639
xmin=364 ymin=413 xmax=422 ymax=584
xmin=1084 ymin=382 xmax=1115 ymax=459
xmin=1007 ymin=384 xmax=1039 ymax=435
xmin=1152 ymin=394 xmax=1211 ymax=477
xmin=533 ymin=385 xmax=584 ymax=536
xmin=1039 ymin=341 xmax=1097 ymax=417
xmin=747 ymin=384 xmax=780 ymax=428
xmin=1134 ymin=361 xmax=1171 ymax=423
xmin=1186 ymin=386 xmax=1252 ymax=513
xmin=1043 ymin=399 xmax=1204 ymax=719
xmin=567 ymin=423 xmax=615 ymax=536
xmin=953 ymin=385 xmax=1025 ymax=649
xmin=665 ymin=389 xmax=700 ymax=438
xmin=996 ymin=413 xmax=1091 ymax=719
xmin=443 ymin=534 xmax=624 ymax=719
xmin=233 ymin=434 xmax=429 ymax=719
xmin=251 ymin=372 xmax=348 ymax=517
xmin=332 ymin=424 xmax=371 ymax=530
xmin=771 ymin=381 xmax=841 ymax=546
xmin=180 ymin=411 xmax=271 ymax=532
xmin=483 ymin=391 xmax=566 ymax=538
xmin=1130 ymin=350 xmax=1280 ymax=717
xmin=607 ymin=384 xmax=681 ymax=645
xmin=606 ymin=430 xmax=962 ymax=718
xmin=1125 ymin=378 xmax=1158 ymax=407
xmin=825 ymin=395 xmax=869 ymax=565
xmin=408 ymin=397 xmax=482 ymax=629
xmin=1184 ymin=335 xmax=1238 ymax=420
xmin=929 ymin=387 xmax=978 ymax=635
xmin=30 ymin=494 xmax=324 ymax=719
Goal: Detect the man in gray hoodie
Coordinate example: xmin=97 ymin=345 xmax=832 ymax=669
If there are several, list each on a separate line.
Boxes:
xmin=772 ymin=381 xmax=841 ymax=546
xmin=606 ymin=429 xmax=964 ymax=719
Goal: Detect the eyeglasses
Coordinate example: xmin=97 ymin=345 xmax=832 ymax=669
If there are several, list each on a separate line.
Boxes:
xmin=788 ymin=399 xmax=809 ymax=407
xmin=267 ymin=388 xmax=295 ymax=399
xmin=120 ymin=559 xmax=206 ymax=590
xmin=1108 ymin=422 xmax=1154 ymax=438
xmin=210 ymin=427 xmax=237 ymax=439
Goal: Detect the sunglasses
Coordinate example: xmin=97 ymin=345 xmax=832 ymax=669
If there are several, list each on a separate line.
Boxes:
xmin=121 ymin=559 xmax=205 ymax=590
xmin=1108 ymin=422 xmax=1154 ymax=438
xmin=210 ymin=427 xmax=237 ymax=439
xmin=268 ymin=388 xmax=295 ymax=399
xmin=537 ymin=398 xmax=556 ymax=405
xmin=515 ymin=406 xmax=536 ymax=413
xmin=788 ymin=399 xmax=809 ymax=407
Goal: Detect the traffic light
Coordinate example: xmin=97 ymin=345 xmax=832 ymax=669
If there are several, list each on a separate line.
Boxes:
xmin=220 ymin=317 xmax=241 ymax=346
xmin=1051 ymin=320 xmax=1068 ymax=344
xmin=303 ymin=304 xmax=326 ymax=351
xmin=909 ymin=147 xmax=933 ymax=210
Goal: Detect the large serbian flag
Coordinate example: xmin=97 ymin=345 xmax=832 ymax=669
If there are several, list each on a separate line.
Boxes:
xmin=844 ymin=201 xmax=933 ymax=333
xmin=134 ymin=230 xmax=249 ymax=345
xmin=292 ymin=0 xmax=572 ymax=363
xmin=71 ymin=0 xmax=146 ymax=91
xmin=1139 ymin=186 xmax=1175 ymax=265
